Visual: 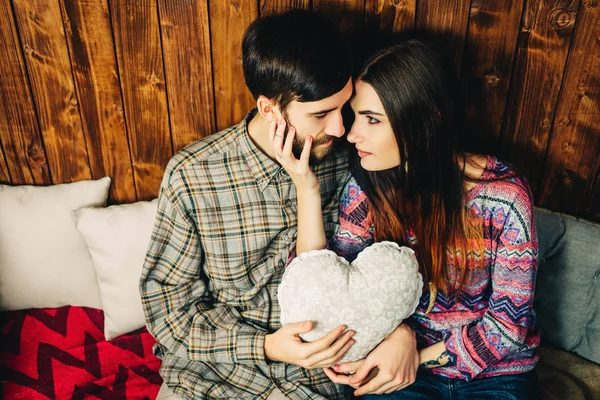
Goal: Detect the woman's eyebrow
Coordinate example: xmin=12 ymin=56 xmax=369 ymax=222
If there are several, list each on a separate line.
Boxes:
xmin=358 ymin=110 xmax=384 ymax=116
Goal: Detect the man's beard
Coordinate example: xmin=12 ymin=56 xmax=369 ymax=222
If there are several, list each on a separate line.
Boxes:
xmin=283 ymin=115 xmax=337 ymax=166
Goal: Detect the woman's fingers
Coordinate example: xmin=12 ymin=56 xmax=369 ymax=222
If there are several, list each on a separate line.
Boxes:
xmin=378 ymin=380 xmax=405 ymax=394
xmin=300 ymin=135 xmax=312 ymax=164
xmin=334 ymin=359 xmax=363 ymax=373
xmin=322 ymin=367 xmax=355 ymax=385
xmin=348 ymin=358 xmax=376 ymax=385
xmin=354 ymin=373 xmax=389 ymax=396
xmin=272 ymin=119 xmax=286 ymax=157
xmin=282 ymin=127 xmax=295 ymax=157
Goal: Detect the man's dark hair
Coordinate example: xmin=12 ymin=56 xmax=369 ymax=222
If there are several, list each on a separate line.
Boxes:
xmin=242 ymin=10 xmax=352 ymax=111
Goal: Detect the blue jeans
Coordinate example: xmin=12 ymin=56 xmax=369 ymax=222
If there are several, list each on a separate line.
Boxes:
xmin=360 ymin=369 xmax=539 ymax=400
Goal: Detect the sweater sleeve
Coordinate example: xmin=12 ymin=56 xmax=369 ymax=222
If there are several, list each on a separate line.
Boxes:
xmin=328 ymin=176 xmax=375 ymax=261
xmin=443 ymin=181 xmax=539 ymax=380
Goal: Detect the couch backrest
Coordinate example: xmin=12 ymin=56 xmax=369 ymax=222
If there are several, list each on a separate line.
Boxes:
xmin=534 ymin=207 xmax=600 ymax=365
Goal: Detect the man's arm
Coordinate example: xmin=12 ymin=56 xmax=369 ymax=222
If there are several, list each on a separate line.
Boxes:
xmin=140 ymin=175 xmax=269 ymax=365
xmin=140 ymin=169 xmax=354 ymax=367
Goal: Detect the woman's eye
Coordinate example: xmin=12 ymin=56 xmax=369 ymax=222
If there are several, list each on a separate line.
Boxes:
xmin=367 ymin=116 xmax=380 ymax=124
xmin=315 ymin=113 xmax=327 ymax=120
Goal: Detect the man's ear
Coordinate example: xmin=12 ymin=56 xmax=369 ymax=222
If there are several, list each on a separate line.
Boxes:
xmin=256 ymin=95 xmax=283 ymax=122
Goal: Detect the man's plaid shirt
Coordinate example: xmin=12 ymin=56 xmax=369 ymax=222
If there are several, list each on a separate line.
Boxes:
xmin=140 ymin=110 xmax=349 ymax=399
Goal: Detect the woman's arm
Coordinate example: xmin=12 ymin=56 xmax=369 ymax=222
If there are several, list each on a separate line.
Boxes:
xmin=296 ymin=187 xmax=326 ymax=254
xmin=417 ymin=341 xmax=451 ymax=369
xmin=270 ymin=121 xmax=326 ymax=254
xmin=442 ymin=181 xmax=539 ymax=381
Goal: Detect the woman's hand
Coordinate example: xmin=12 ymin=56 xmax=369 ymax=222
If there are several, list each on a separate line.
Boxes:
xmin=269 ymin=119 xmax=319 ymax=193
xmin=325 ymin=324 xmax=419 ymax=396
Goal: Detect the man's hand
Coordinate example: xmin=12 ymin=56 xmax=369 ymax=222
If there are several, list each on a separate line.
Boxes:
xmin=264 ymin=321 xmax=355 ymax=369
xmin=324 ymin=324 xmax=418 ymax=396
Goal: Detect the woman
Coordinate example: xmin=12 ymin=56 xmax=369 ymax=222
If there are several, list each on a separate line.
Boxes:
xmin=271 ymin=39 xmax=539 ymax=399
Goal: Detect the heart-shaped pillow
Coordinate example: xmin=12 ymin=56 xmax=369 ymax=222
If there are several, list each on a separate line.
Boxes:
xmin=277 ymin=241 xmax=423 ymax=363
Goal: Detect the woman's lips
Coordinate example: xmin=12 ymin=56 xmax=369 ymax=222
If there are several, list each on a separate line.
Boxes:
xmin=357 ymin=149 xmax=371 ymax=158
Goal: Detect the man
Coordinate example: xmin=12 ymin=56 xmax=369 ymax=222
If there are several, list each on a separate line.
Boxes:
xmin=140 ymin=10 xmax=355 ymax=400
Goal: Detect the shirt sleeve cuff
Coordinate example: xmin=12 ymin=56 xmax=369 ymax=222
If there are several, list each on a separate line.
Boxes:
xmin=235 ymin=328 xmax=268 ymax=365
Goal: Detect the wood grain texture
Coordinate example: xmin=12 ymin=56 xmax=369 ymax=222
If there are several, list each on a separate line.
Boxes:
xmin=365 ymin=0 xmax=417 ymax=33
xmin=460 ymin=0 xmax=525 ymax=153
xmin=0 ymin=1 xmax=599 ymax=220
xmin=159 ymin=0 xmax=216 ymax=151
xmin=0 ymin=142 xmax=9 ymax=183
xmin=110 ymin=0 xmax=173 ymax=201
xmin=415 ymin=0 xmax=472 ymax=74
xmin=260 ymin=0 xmax=310 ymax=15
xmin=500 ymin=0 xmax=580 ymax=196
xmin=209 ymin=0 xmax=257 ymax=130
xmin=0 ymin=0 xmax=51 ymax=185
xmin=538 ymin=1 xmax=600 ymax=220
xmin=12 ymin=0 xmax=91 ymax=183
xmin=313 ymin=0 xmax=365 ymax=36
xmin=60 ymin=0 xmax=136 ymax=204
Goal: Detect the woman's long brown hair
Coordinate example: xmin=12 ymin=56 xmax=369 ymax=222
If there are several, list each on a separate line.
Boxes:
xmin=350 ymin=40 xmax=484 ymax=294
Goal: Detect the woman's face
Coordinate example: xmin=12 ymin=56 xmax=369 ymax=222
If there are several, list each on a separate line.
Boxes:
xmin=347 ymin=80 xmax=401 ymax=171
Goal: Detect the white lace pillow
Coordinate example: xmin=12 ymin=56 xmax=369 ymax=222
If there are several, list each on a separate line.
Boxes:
xmin=277 ymin=241 xmax=423 ymax=363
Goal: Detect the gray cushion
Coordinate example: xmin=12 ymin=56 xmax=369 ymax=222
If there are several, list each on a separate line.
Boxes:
xmin=534 ymin=207 xmax=600 ymax=365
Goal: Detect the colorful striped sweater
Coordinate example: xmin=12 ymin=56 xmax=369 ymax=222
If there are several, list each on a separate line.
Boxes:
xmin=328 ymin=156 xmax=540 ymax=381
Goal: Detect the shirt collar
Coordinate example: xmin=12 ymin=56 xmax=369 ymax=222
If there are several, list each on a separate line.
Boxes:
xmin=237 ymin=109 xmax=284 ymax=191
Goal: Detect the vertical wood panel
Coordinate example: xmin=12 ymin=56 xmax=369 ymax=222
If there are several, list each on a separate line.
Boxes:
xmin=460 ymin=0 xmax=525 ymax=152
xmin=159 ymin=0 xmax=216 ymax=150
xmin=60 ymin=0 xmax=136 ymax=204
xmin=260 ymin=0 xmax=310 ymax=15
xmin=0 ymin=0 xmax=51 ymax=185
xmin=365 ymin=0 xmax=417 ymax=33
xmin=110 ymin=0 xmax=173 ymax=200
xmin=313 ymin=0 xmax=365 ymax=36
xmin=12 ymin=0 xmax=91 ymax=183
xmin=0 ymin=1 xmax=599 ymax=219
xmin=0 ymin=146 xmax=9 ymax=183
xmin=538 ymin=1 xmax=600 ymax=220
xmin=415 ymin=0 xmax=472 ymax=74
xmin=209 ymin=0 xmax=257 ymax=130
xmin=500 ymin=0 xmax=580 ymax=196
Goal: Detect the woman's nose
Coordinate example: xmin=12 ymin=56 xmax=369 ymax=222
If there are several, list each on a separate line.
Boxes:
xmin=347 ymin=126 xmax=359 ymax=143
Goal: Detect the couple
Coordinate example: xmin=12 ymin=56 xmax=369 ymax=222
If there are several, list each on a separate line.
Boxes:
xmin=140 ymin=9 xmax=540 ymax=400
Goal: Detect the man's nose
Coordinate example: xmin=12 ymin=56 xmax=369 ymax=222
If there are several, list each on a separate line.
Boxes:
xmin=325 ymin=113 xmax=345 ymax=138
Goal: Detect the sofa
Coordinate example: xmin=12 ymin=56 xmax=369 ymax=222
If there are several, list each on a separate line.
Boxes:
xmin=534 ymin=208 xmax=600 ymax=400
xmin=0 ymin=178 xmax=598 ymax=400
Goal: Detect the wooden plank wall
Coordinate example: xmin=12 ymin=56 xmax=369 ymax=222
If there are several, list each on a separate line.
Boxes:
xmin=0 ymin=0 xmax=598 ymax=222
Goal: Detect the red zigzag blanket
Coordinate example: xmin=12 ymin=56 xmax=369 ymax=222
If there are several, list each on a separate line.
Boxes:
xmin=0 ymin=306 xmax=162 ymax=400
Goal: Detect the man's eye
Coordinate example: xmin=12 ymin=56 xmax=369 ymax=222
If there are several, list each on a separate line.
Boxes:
xmin=368 ymin=117 xmax=380 ymax=124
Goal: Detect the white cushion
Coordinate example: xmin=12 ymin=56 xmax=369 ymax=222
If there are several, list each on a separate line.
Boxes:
xmin=0 ymin=177 xmax=111 ymax=311
xmin=278 ymin=241 xmax=423 ymax=362
xmin=74 ymin=199 xmax=157 ymax=339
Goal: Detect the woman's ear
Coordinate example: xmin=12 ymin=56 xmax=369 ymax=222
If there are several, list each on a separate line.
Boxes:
xmin=256 ymin=96 xmax=283 ymax=122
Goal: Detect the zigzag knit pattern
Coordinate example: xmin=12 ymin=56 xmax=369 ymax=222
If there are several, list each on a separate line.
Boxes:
xmin=0 ymin=306 xmax=162 ymax=399
xmin=330 ymin=157 xmax=541 ymax=381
